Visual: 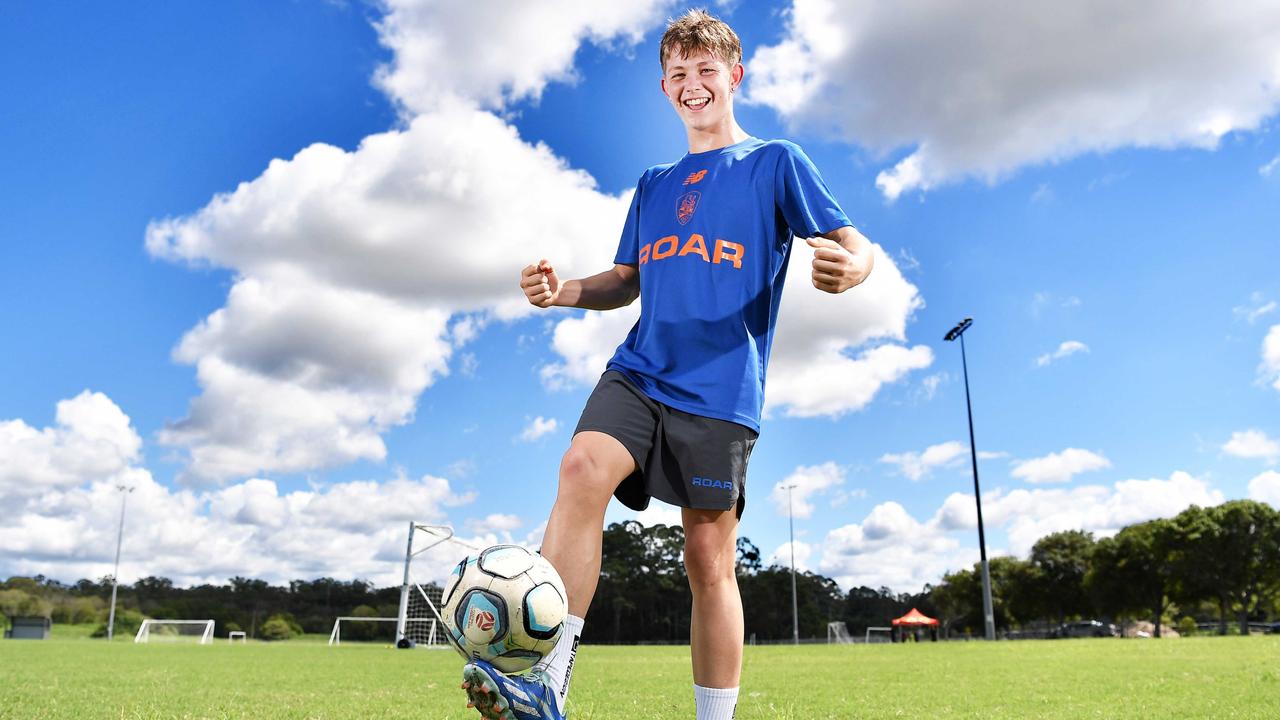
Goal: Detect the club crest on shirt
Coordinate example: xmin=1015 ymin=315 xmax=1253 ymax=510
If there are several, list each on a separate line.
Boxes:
xmin=677 ymin=190 xmax=700 ymax=225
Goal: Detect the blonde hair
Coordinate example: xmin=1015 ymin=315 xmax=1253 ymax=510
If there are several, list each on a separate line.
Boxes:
xmin=659 ymin=9 xmax=742 ymax=72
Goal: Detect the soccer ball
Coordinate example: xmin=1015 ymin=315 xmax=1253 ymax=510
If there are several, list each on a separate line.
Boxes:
xmin=440 ymin=544 xmax=568 ymax=673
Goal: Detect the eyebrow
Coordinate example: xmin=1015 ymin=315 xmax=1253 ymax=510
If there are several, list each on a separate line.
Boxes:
xmin=667 ymin=60 xmax=716 ymax=72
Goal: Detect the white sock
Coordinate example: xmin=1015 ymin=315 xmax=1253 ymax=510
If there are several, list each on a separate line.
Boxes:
xmin=538 ymin=614 xmax=584 ymax=713
xmin=694 ymin=684 xmax=739 ymax=720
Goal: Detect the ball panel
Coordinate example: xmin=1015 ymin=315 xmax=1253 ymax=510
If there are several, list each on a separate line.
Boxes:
xmin=491 ymin=649 xmax=544 ymax=674
xmin=478 ymin=544 xmax=536 ymax=579
xmin=455 ymin=588 xmax=508 ymax=647
xmin=522 ymin=582 xmax=566 ymax=640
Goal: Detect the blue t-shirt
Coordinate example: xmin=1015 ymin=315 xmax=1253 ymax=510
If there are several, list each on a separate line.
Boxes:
xmin=606 ymin=137 xmax=852 ymax=431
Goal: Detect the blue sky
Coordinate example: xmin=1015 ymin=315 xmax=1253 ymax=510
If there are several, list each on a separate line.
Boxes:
xmin=2 ymin=1 xmax=1279 ymax=592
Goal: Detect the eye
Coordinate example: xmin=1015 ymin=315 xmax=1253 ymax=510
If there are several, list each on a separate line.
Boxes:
xmin=701 ymin=68 xmax=716 ymax=75
xmin=671 ymin=72 xmax=685 ymax=80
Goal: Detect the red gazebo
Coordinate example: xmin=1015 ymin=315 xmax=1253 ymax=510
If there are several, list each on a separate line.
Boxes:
xmin=891 ymin=608 xmax=939 ymax=642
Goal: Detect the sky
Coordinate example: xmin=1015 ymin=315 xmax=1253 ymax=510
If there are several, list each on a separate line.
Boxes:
xmin=2 ymin=0 xmax=1279 ymax=595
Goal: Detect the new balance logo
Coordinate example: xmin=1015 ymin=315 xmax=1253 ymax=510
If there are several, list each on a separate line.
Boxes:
xmin=692 ymin=476 xmax=732 ymax=491
xmin=683 ymin=169 xmax=707 ymax=185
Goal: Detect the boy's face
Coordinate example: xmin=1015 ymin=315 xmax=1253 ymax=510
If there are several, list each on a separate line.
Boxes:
xmin=661 ymin=48 xmax=743 ymax=133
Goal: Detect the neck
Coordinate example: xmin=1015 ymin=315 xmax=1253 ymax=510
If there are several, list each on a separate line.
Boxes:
xmin=685 ymin=117 xmax=750 ymax=154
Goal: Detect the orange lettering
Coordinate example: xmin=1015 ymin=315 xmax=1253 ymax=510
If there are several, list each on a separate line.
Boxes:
xmin=639 ymin=243 xmax=651 ymax=265
xmin=713 ymin=239 xmax=744 ymax=269
xmin=678 ymin=234 xmax=710 ymax=262
xmin=652 ymin=235 xmax=678 ymax=261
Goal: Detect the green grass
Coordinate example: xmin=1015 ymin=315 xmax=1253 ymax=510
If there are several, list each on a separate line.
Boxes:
xmin=2 ymin=635 xmax=1278 ymax=719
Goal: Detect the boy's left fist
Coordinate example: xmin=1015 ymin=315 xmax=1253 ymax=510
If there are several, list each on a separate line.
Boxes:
xmin=806 ymin=236 xmax=868 ymax=293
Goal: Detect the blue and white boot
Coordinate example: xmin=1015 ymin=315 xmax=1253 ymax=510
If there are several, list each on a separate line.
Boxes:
xmin=461 ymin=659 xmax=566 ymax=720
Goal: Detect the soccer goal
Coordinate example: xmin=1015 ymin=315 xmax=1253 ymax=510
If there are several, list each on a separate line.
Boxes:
xmin=328 ymin=616 xmax=444 ymax=646
xmin=395 ymin=521 xmax=478 ymax=649
xmin=827 ymin=621 xmax=854 ymax=644
xmin=865 ymin=626 xmax=893 ymax=643
xmin=228 ymin=631 xmax=246 ymax=643
xmin=134 ymin=619 xmax=215 ymax=644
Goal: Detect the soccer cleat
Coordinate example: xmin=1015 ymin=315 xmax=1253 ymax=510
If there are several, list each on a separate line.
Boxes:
xmin=461 ymin=659 xmax=565 ymax=720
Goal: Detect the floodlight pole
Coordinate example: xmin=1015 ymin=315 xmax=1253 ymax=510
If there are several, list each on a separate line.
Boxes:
xmin=944 ymin=318 xmax=996 ymax=641
xmin=106 ymin=484 xmax=134 ymax=642
xmin=785 ymin=483 xmax=799 ymax=645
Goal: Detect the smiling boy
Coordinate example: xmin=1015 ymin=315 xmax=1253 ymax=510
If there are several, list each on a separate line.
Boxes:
xmin=461 ymin=9 xmax=873 ymax=720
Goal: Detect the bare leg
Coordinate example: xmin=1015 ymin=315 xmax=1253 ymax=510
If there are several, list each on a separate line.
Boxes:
xmin=539 ymin=431 xmax=636 ymax=617
xmin=683 ymin=507 xmax=743 ymax=689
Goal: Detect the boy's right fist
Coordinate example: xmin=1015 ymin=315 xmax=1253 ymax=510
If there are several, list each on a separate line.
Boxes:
xmin=520 ymin=259 xmax=561 ymax=308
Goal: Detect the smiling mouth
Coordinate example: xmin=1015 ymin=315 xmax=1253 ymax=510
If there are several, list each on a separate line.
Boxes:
xmin=683 ymin=97 xmax=710 ymax=110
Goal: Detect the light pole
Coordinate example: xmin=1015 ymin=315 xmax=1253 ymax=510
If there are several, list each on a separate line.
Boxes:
xmin=784 ymin=483 xmax=799 ymax=645
xmin=944 ymin=317 xmax=996 ymax=641
xmin=106 ymin=484 xmax=134 ymax=642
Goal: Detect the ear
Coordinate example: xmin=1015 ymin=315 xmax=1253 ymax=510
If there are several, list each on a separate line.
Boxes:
xmin=731 ymin=63 xmax=744 ymax=91
xmin=661 ymin=76 xmax=668 ymax=97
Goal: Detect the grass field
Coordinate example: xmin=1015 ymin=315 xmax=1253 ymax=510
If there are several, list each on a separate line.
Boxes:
xmin=2 ymin=633 xmax=1278 ymax=719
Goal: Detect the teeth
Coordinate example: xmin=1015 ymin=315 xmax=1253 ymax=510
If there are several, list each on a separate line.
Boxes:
xmin=684 ymin=98 xmax=709 ymax=108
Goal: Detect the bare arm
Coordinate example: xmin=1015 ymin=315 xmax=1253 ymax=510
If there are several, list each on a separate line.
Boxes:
xmin=520 ymin=261 xmax=640 ymax=311
xmin=807 ymin=225 xmax=874 ymax=293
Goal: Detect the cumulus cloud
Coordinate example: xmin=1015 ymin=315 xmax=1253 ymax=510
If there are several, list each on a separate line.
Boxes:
xmin=466 ymin=513 xmax=524 ymax=535
xmin=0 ymin=391 xmax=141 ymax=497
xmin=517 ymin=416 xmax=560 ymax=443
xmin=821 ymin=470 xmax=1225 ymax=590
xmin=1011 ymin=448 xmax=1110 ymax=484
xmin=768 ymin=540 xmax=813 ymax=573
xmin=1248 ymin=470 xmax=1280 ymax=508
xmin=769 ymin=462 xmax=845 ymax=519
xmin=1222 ymin=429 xmax=1280 ymax=464
xmin=879 ymin=441 xmax=967 ymax=481
xmin=373 ymin=0 xmax=669 ymax=115
xmin=1035 ymin=340 xmax=1089 ymax=367
xmin=747 ymin=0 xmax=1280 ymax=199
xmin=1262 ymin=325 xmax=1280 ymax=391
xmin=0 ymin=394 xmax=478 ymax=586
xmin=539 ymin=305 xmax=641 ymax=390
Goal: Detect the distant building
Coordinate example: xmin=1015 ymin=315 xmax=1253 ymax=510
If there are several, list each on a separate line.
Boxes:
xmin=4 ymin=617 xmax=52 ymax=640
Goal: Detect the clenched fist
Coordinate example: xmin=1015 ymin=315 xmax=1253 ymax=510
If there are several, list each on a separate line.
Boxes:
xmin=807 ymin=235 xmax=870 ymax=293
xmin=520 ymin=259 xmax=561 ymax=308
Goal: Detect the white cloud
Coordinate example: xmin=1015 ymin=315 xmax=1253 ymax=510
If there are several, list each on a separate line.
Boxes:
xmin=539 ymin=306 xmax=641 ymax=390
xmin=466 ymin=513 xmax=524 ymax=535
xmin=767 ymin=540 xmax=813 ymax=573
xmin=1011 ymin=448 xmax=1110 ymax=484
xmin=1035 ymin=340 xmax=1089 ymax=367
xmin=0 ymin=394 xmax=479 ymax=587
xmin=1248 ymin=470 xmax=1280 ymax=507
xmin=1262 ymin=325 xmax=1280 ymax=391
xmin=147 ymin=103 xmax=630 ymax=483
xmin=372 ymin=0 xmax=669 ymax=115
xmin=1222 ymin=429 xmax=1280 ymax=464
xmin=1261 ymin=155 xmax=1280 ymax=177
xmin=879 ymin=441 xmax=967 ymax=481
xmin=1233 ymin=293 xmax=1276 ymax=324
xmin=630 ymin=502 xmax=684 ymax=529
xmin=517 ymin=416 xmax=560 ymax=443
xmin=820 ymin=470 xmax=1224 ymax=590
xmin=0 ymin=391 xmax=141 ymax=497
xmin=748 ymin=0 xmax=1280 ymax=199
xmin=769 ymin=462 xmax=845 ymax=519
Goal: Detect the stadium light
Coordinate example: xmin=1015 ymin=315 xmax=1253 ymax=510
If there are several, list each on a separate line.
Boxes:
xmin=106 ymin=484 xmax=134 ymax=642
xmin=784 ymin=483 xmax=799 ymax=645
xmin=943 ymin=317 xmax=996 ymax=641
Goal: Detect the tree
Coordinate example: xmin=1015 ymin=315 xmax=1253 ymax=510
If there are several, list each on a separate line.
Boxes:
xmin=1029 ymin=530 xmax=1096 ymax=626
xmin=1206 ymin=500 xmax=1280 ymax=635
xmin=1086 ymin=519 xmax=1176 ymax=636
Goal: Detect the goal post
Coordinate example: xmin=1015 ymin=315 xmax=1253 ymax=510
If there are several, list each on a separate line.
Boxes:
xmin=228 ymin=631 xmax=246 ymax=643
xmin=134 ymin=619 xmax=215 ymax=645
xmin=827 ymin=621 xmax=854 ymax=644
xmin=395 ymin=521 xmax=478 ymax=649
xmin=866 ymin=626 xmax=893 ymax=643
xmin=329 ymin=616 xmax=443 ymax=646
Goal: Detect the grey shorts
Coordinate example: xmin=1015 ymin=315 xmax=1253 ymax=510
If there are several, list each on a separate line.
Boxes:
xmin=574 ymin=371 xmax=758 ymax=518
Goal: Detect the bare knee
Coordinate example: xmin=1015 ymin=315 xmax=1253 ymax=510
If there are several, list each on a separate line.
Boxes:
xmin=555 ymin=443 xmax=621 ymax=508
xmin=684 ymin=533 xmax=736 ymax=593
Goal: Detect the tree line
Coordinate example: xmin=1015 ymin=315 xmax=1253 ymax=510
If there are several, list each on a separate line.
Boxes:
xmin=3 ymin=499 xmax=1276 ymax=642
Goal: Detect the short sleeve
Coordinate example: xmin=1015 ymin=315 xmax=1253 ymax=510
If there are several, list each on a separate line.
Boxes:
xmin=774 ymin=142 xmax=852 ymax=239
xmin=613 ymin=171 xmax=648 ymax=265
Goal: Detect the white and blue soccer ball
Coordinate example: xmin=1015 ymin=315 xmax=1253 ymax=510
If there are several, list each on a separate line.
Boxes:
xmin=440 ymin=544 xmax=568 ymax=673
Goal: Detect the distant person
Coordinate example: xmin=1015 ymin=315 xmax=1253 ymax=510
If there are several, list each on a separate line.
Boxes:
xmin=461 ymin=9 xmax=873 ymax=719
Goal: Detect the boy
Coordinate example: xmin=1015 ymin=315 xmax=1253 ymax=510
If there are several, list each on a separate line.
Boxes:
xmin=462 ymin=9 xmax=873 ymax=720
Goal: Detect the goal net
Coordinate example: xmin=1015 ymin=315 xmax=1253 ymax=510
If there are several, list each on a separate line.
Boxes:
xmin=827 ymin=621 xmax=854 ymax=644
xmin=395 ymin=522 xmax=477 ymax=649
xmin=328 ymin=616 xmax=443 ymax=646
xmin=865 ymin=626 xmax=893 ymax=644
xmin=134 ymin=619 xmax=215 ymax=644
